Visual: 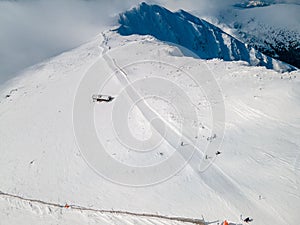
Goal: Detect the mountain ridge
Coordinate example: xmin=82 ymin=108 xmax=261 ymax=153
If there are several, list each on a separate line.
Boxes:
xmin=117 ymin=2 xmax=296 ymax=72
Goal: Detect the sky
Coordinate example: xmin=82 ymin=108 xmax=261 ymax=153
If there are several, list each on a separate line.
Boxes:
xmin=0 ymin=0 xmax=241 ymax=83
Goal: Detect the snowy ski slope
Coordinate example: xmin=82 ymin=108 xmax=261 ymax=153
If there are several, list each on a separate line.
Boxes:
xmin=0 ymin=3 xmax=299 ymax=225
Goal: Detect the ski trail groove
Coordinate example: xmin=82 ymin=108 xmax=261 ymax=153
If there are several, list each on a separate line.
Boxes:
xmin=0 ymin=190 xmax=205 ymax=225
xmin=99 ymin=33 xmax=288 ymax=225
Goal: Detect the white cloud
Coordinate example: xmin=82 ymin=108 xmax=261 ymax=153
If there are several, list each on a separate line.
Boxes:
xmin=0 ymin=0 xmax=242 ymax=83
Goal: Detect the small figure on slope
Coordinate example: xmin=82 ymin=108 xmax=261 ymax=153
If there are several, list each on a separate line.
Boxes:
xmin=244 ymin=217 xmax=253 ymax=223
xmin=222 ymin=220 xmax=229 ymax=225
xmin=215 ymin=151 xmax=221 ymax=156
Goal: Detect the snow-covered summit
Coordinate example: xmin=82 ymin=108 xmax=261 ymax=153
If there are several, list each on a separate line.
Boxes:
xmin=235 ymin=0 xmax=300 ymax=8
xmin=117 ymin=2 xmax=295 ymax=72
xmin=234 ymin=0 xmax=274 ymax=8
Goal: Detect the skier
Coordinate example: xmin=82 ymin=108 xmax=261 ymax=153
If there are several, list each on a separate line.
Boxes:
xmin=244 ymin=217 xmax=253 ymax=223
xmin=216 ymin=151 xmax=221 ymax=155
xmin=222 ymin=220 xmax=229 ymax=225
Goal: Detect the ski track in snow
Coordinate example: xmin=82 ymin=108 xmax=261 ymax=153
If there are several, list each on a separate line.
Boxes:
xmin=99 ymin=33 xmax=289 ymax=225
xmin=0 ymin=190 xmax=205 ymax=225
xmin=0 ymin=27 xmax=299 ymax=225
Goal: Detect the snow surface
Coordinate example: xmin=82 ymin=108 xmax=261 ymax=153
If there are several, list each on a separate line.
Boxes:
xmin=0 ymin=3 xmax=300 ymax=225
xmin=0 ymin=29 xmax=299 ymax=225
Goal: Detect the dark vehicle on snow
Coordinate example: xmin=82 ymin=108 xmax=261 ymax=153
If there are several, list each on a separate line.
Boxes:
xmin=92 ymin=94 xmax=114 ymax=102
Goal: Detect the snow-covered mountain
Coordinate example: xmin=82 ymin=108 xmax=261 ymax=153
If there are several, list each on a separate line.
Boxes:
xmin=234 ymin=0 xmax=300 ymax=8
xmin=0 ymin=2 xmax=300 ymax=225
xmin=209 ymin=2 xmax=300 ymax=69
xmin=117 ymin=2 xmax=295 ymax=72
xmin=234 ymin=0 xmax=273 ymax=8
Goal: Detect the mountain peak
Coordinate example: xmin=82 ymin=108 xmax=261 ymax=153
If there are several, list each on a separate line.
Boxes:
xmin=117 ymin=2 xmax=295 ymax=72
